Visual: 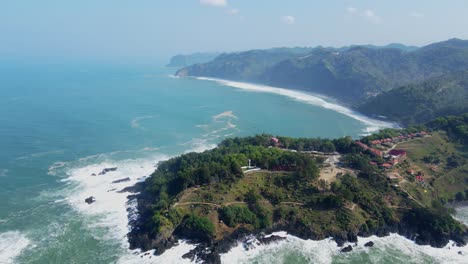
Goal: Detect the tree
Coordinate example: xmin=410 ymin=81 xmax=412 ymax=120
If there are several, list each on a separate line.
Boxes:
xmin=455 ymin=192 xmax=465 ymax=201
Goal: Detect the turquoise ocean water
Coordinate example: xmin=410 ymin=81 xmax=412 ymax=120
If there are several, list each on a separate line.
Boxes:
xmin=0 ymin=63 xmax=466 ymax=263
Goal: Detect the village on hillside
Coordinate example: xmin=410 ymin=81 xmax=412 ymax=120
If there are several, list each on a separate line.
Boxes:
xmin=354 ymin=131 xmax=431 ymax=186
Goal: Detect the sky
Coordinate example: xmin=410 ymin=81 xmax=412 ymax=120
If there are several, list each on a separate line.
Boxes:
xmin=1 ymin=0 xmax=468 ymax=62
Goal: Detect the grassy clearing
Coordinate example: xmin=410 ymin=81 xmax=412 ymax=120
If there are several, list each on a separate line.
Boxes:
xmin=396 ymin=132 xmax=468 ymax=201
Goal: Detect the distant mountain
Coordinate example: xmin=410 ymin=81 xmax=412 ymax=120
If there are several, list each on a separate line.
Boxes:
xmin=166 ymin=52 xmax=220 ymax=67
xmin=337 ymin=43 xmax=419 ymax=52
xmin=358 ymin=71 xmax=468 ymax=125
xmin=176 ymin=47 xmax=314 ymax=81
xmin=176 ymin=39 xmax=468 ymax=108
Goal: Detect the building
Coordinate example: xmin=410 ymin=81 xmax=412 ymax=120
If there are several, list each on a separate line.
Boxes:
xmin=389 ymin=149 xmax=407 ymax=157
xmin=381 ymin=163 xmax=393 ymax=169
xmin=271 ymin=137 xmax=280 ymax=146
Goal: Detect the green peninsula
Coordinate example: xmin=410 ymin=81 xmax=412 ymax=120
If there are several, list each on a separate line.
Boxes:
xmin=129 ymin=114 xmax=468 ymax=263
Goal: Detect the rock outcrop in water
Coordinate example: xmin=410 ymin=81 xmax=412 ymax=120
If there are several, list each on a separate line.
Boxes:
xmin=364 ymin=241 xmax=374 ymax=247
xmin=98 ymin=167 xmax=117 ymax=175
xmin=340 ymin=245 xmax=353 ymax=253
xmin=85 ymin=196 xmax=96 ymax=204
xmin=112 ymin=177 xmax=130 ymax=184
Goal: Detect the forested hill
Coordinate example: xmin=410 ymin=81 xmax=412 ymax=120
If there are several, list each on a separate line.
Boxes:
xmin=166 ymin=52 xmax=220 ymax=67
xmin=175 ymin=47 xmax=314 ymax=81
xmin=129 ymin=114 xmax=468 ymax=262
xmin=358 ymin=71 xmax=468 ymax=125
xmin=175 ymin=38 xmax=468 ymax=108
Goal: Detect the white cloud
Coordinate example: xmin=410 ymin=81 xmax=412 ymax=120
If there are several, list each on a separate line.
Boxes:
xmin=200 ymin=0 xmax=227 ymax=7
xmin=409 ymin=12 xmax=424 ymax=19
xmin=281 ymin=16 xmax=296 ymax=25
xmin=347 ymin=6 xmax=357 ymax=14
xmin=363 ymin=9 xmax=382 ymax=24
xmin=228 ymin=8 xmax=239 ymax=15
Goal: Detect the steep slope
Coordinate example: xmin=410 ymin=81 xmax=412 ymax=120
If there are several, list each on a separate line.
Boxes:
xmin=176 ymin=39 xmax=468 ymax=106
xmin=358 ymin=72 xmax=468 ymax=125
xmin=166 ymin=53 xmax=220 ymax=67
xmin=176 ymin=48 xmax=313 ymax=81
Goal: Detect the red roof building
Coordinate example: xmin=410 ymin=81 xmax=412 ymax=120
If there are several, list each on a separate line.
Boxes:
xmin=382 ymin=163 xmax=393 ymax=169
xmin=355 ymin=141 xmax=369 ymax=150
xmin=389 ymin=149 xmax=407 ymax=157
xmin=369 ymin=148 xmax=383 ymax=157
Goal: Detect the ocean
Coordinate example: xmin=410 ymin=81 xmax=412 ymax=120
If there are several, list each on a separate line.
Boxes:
xmin=0 ymin=62 xmax=466 ymax=264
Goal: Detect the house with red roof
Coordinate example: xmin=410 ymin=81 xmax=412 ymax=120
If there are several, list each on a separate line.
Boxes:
xmin=389 ymin=149 xmax=407 ymax=157
xmin=381 ymin=163 xmax=393 ymax=169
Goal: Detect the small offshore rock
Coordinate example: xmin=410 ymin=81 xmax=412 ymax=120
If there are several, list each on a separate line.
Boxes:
xmin=364 ymin=241 xmax=374 ymax=247
xmin=341 ymin=245 xmax=353 ymax=253
xmin=85 ymin=196 xmax=96 ymax=204
xmin=98 ymin=167 xmax=117 ymax=175
xmin=112 ymin=177 xmax=131 ymax=183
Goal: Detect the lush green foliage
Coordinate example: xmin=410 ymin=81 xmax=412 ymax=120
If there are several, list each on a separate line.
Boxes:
xmin=404 ymin=207 xmax=465 ymax=243
xmin=167 ymin=52 xmax=220 ymax=67
xmin=176 ymin=214 xmax=215 ymax=241
xmin=427 ymin=113 xmax=468 ymax=143
xmin=219 ymin=205 xmax=258 ymax=227
xmin=177 ymin=39 xmax=468 ymax=107
xmin=358 ymin=72 xmax=468 ymax=125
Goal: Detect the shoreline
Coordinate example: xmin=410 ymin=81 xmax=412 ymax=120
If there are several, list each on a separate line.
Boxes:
xmin=190 ymin=76 xmax=399 ymax=134
xmin=128 ymin=208 xmax=468 ymax=263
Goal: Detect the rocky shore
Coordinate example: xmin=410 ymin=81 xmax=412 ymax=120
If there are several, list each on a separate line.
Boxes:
xmin=127 ymin=189 xmax=467 ymax=264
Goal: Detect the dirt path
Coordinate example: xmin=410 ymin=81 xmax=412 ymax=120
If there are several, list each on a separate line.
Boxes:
xmin=319 ymin=154 xmax=349 ymax=182
xmin=398 ymin=181 xmax=425 ymax=207
xmin=173 ymin=200 xmax=306 ymax=208
xmin=173 ymin=202 xmax=221 ymax=208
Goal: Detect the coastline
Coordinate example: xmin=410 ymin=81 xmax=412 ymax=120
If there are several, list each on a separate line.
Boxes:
xmin=191 ymin=76 xmax=399 ymax=135
xmin=127 ymin=205 xmax=468 ymax=264
xmin=122 ymin=75 xmax=466 ymax=263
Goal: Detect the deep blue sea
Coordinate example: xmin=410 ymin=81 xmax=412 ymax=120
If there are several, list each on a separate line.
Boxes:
xmin=0 ymin=63 xmax=466 ymax=263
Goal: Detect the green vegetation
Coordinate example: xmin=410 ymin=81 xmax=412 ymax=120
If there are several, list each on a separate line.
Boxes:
xmin=358 ymin=72 xmax=468 ymax=125
xmin=175 ymin=214 xmax=215 ymax=241
xmin=166 ymin=52 xmax=220 ymax=67
xmin=133 ymin=114 xmax=468 ymax=251
xmin=219 ymin=205 xmax=258 ymax=227
xmin=177 ymin=39 xmax=468 ymax=108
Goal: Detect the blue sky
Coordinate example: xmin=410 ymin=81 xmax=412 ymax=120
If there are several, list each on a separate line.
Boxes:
xmin=1 ymin=0 xmax=468 ymax=62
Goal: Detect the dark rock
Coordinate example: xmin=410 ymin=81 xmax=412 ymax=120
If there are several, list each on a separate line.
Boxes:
xmin=341 ymin=245 xmax=353 ymax=253
xmin=112 ymin=177 xmax=131 ymax=184
xmin=258 ymin=235 xmax=286 ymax=245
xmin=85 ymin=196 xmax=96 ymax=204
xmin=91 ymin=173 xmax=96 ymax=176
xmin=98 ymin=167 xmax=117 ymax=175
xmin=364 ymin=241 xmax=374 ymax=247
xmin=458 ymin=251 xmax=463 ymax=255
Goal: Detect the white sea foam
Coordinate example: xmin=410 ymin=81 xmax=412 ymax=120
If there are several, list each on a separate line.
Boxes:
xmin=118 ymin=240 xmax=197 ymax=264
xmin=130 ymin=116 xmax=156 ymax=128
xmin=0 ymin=231 xmax=32 ymax=264
xmin=62 ymin=155 xmax=169 ymax=243
xmin=220 ymin=232 xmax=468 ymax=264
xmin=213 ymin=110 xmax=238 ymax=121
xmin=53 ymin=140 xmax=219 ymax=263
xmin=195 ymin=77 xmax=397 ymax=134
